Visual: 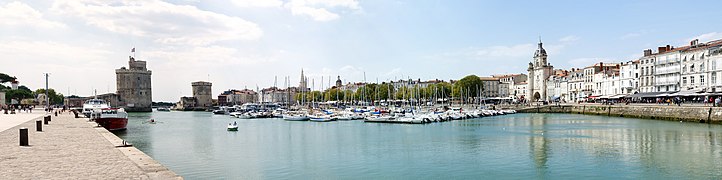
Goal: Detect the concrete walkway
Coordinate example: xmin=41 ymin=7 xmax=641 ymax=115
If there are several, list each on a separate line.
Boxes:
xmin=0 ymin=110 xmax=45 ymax=132
xmin=0 ymin=112 xmax=182 ymax=179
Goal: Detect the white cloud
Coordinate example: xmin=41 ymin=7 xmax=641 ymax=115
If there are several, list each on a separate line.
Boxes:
xmin=282 ymin=0 xmax=359 ymax=21
xmin=51 ymin=0 xmax=263 ymax=46
xmin=690 ymin=32 xmax=722 ymax=43
xmin=0 ymin=40 xmax=112 ymax=64
xmin=558 ymin=35 xmax=580 ymax=42
xmin=231 ymin=0 xmax=283 ymax=8
xmin=288 ymin=6 xmax=339 ymax=21
xmin=0 ymin=1 xmax=66 ymax=29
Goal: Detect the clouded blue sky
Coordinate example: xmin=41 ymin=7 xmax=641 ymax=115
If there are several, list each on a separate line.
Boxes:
xmin=2 ymin=0 xmax=722 ymax=101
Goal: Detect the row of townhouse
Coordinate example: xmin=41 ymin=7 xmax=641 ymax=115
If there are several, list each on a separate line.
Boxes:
xmin=525 ymin=38 xmax=722 ymax=102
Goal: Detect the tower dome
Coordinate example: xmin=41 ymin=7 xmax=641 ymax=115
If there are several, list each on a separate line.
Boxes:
xmin=534 ymin=39 xmax=547 ymax=58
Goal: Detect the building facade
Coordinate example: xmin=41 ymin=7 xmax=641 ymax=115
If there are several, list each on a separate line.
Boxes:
xmin=527 ymin=40 xmax=554 ymax=101
xmin=115 ymin=56 xmax=152 ymax=112
xmin=192 ymin=81 xmax=213 ymax=108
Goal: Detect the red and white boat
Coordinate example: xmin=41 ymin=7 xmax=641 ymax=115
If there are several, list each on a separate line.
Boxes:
xmin=92 ymin=108 xmax=129 ymax=131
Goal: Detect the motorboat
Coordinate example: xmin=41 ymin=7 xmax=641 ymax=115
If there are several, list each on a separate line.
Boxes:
xmin=82 ymin=99 xmax=110 ymax=118
xmin=157 ymin=107 xmax=171 ymax=112
xmin=227 ymin=122 xmax=238 ymax=131
xmin=91 ymin=108 xmax=128 ymax=131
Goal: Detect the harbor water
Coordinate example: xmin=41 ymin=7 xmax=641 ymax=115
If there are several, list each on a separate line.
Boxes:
xmin=115 ymin=112 xmax=722 ymax=179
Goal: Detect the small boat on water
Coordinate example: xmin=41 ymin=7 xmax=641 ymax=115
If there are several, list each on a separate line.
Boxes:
xmin=157 ymin=107 xmax=171 ymax=112
xmin=92 ymin=108 xmax=128 ymax=131
xmin=227 ymin=122 xmax=238 ymax=131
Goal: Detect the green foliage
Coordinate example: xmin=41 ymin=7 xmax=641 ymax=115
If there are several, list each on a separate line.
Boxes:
xmin=35 ymin=88 xmax=64 ymax=105
xmin=323 ymin=88 xmax=345 ymax=101
xmin=4 ymin=85 xmax=34 ymax=104
xmin=452 ymin=75 xmax=482 ymax=98
xmin=0 ymin=73 xmax=16 ymax=83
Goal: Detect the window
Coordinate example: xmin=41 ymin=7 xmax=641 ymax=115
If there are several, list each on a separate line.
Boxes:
xmin=691 ymin=55 xmax=695 ymax=60
xmin=713 ymin=72 xmax=717 ymax=85
xmin=713 ymin=60 xmax=717 ymax=70
xmin=701 ymin=63 xmax=705 ymax=71
xmin=683 ymin=66 xmax=686 ymax=73
xmin=702 ymin=53 xmax=705 ymax=59
xmin=683 ymin=77 xmax=687 ymax=86
xmin=691 ymin=76 xmax=695 ymax=84
xmin=701 ymin=75 xmax=705 ymax=84
xmin=691 ymin=64 xmax=695 ymax=72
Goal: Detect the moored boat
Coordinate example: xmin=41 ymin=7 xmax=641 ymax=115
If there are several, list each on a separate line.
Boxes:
xmin=92 ymin=108 xmax=128 ymax=131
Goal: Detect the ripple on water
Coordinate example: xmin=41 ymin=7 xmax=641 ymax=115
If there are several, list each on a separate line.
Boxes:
xmin=118 ymin=112 xmax=722 ymax=179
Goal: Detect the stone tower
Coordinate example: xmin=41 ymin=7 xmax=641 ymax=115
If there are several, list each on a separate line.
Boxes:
xmin=192 ymin=81 xmax=212 ymax=107
xmin=335 ymin=76 xmax=342 ymax=87
xmin=527 ymin=39 xmax=553 ymax=102
xmin=116 ymin=56 xmax=152 ymax=112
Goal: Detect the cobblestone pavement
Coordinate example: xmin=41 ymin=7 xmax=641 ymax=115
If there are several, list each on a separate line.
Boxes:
xmin=0 ymin=113 xmax=182 ymax=179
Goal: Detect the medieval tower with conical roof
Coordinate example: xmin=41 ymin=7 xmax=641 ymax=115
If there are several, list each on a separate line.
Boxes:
xmin=527 ymin=39 xmax=553 ymax=101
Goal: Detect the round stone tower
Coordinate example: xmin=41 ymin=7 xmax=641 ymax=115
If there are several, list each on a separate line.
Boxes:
xmin=192 ymin=81 xmax=212 ymax=107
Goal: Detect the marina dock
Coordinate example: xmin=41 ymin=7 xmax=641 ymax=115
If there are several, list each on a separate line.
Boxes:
xmin=0 ymin=111 xmax=181 ymax=179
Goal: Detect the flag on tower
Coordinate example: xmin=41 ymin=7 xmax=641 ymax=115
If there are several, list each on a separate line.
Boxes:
xmin=131 ymin=47 xmax=135 ymax=53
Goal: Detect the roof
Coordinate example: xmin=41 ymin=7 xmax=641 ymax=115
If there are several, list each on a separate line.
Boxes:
xmin=479 ymin=77 xmax=500 ymax=81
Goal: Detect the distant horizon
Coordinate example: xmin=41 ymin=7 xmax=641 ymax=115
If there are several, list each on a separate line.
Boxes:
xmin=3 ymin=0 xmax=722 ymax=101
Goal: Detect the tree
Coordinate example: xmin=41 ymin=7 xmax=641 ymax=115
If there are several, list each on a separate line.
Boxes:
xmin=35 ymin=88 xmax=64 ymax=105
xmin=0 ymin=73 xmax=16 ymax=83
xmin=452 ymin=75 xmax=482 ymax=102
xmin=5 ymin=85 xmax=33 ymax=104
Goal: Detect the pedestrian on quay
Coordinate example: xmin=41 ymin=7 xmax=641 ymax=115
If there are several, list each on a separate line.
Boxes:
xmin=716 ymin=97 xmax=721 ymax=107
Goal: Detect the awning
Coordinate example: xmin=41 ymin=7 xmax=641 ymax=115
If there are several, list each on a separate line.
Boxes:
xmin=625 ymin=92 xmax=667 ymax=98
xmin=610 ymin=94 xmax=627 ymax=99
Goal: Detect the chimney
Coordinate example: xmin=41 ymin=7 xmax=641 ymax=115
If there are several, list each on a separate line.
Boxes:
xmin=666 ymin=45 xmax=671 ymax=51
xmin=644 ymin=49 xmax=652 ymax=56
xmin=658 ymin=46 xmax=667 ymax=53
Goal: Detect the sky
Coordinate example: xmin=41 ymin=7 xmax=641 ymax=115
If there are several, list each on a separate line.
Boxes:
xmin=2 ymin=0 xmax=722 ymax=102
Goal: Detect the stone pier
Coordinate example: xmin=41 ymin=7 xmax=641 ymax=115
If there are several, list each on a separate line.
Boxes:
xmin=0 ymin=111 xmax=181 ymax=179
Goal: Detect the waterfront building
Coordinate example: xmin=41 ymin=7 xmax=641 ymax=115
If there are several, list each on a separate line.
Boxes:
xmin=639 ymin=49 xmax=656 ymax=93
xmin=260 ymin=87 xmax=297 ymax=104
xmin=527 ymin=39 xmax=554 ymax=101
xmin=512 ymin=82 xmax=527 ymax=99
xmin=708 ymin=42 xmax=722 ymax=92
xmin=654 ymin=45 xmax=681 ymax=93
xmin=479 ymin=77 xmax=500 ymax=98
xmin=567 ymin=69 xmax=585 ymax=102
xmin=192 ymin=81 xmax=213 ymax=108
xmin=493 ymin=74 xmax=527 ymax=98
xmin=546 ymin=70 xmax=569 ymax=102
xmin=175 ymin=97 xmax=198 ymax=110
xmin=619 ymin=60 xmax=640 ymax=94
xmin=115 ymin=56 xmax=152 ymax=112
xmin=680 ymin=39 xmax=715 ymax=93
xmin=219 ymin=89 xmax=258 ymax=106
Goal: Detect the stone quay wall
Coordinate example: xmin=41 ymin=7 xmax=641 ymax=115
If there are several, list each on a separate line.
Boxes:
xmin=0 ymin=112 xmax=181 ymax=179
xmin=516 ymin=104 xmax=722 ymax=124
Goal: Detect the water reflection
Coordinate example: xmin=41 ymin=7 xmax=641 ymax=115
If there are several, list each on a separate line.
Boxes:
xmin=116 ymin=112 xmax=722 ymax=179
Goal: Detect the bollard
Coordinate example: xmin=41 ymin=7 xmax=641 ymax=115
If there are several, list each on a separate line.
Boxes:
xmin=54 ymin=111 xmax=58 ymax=116
xmin=36 ymin=120 xmax=42 ymax=131
xmin=20 ymin=128 xmax=28 ymax=146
